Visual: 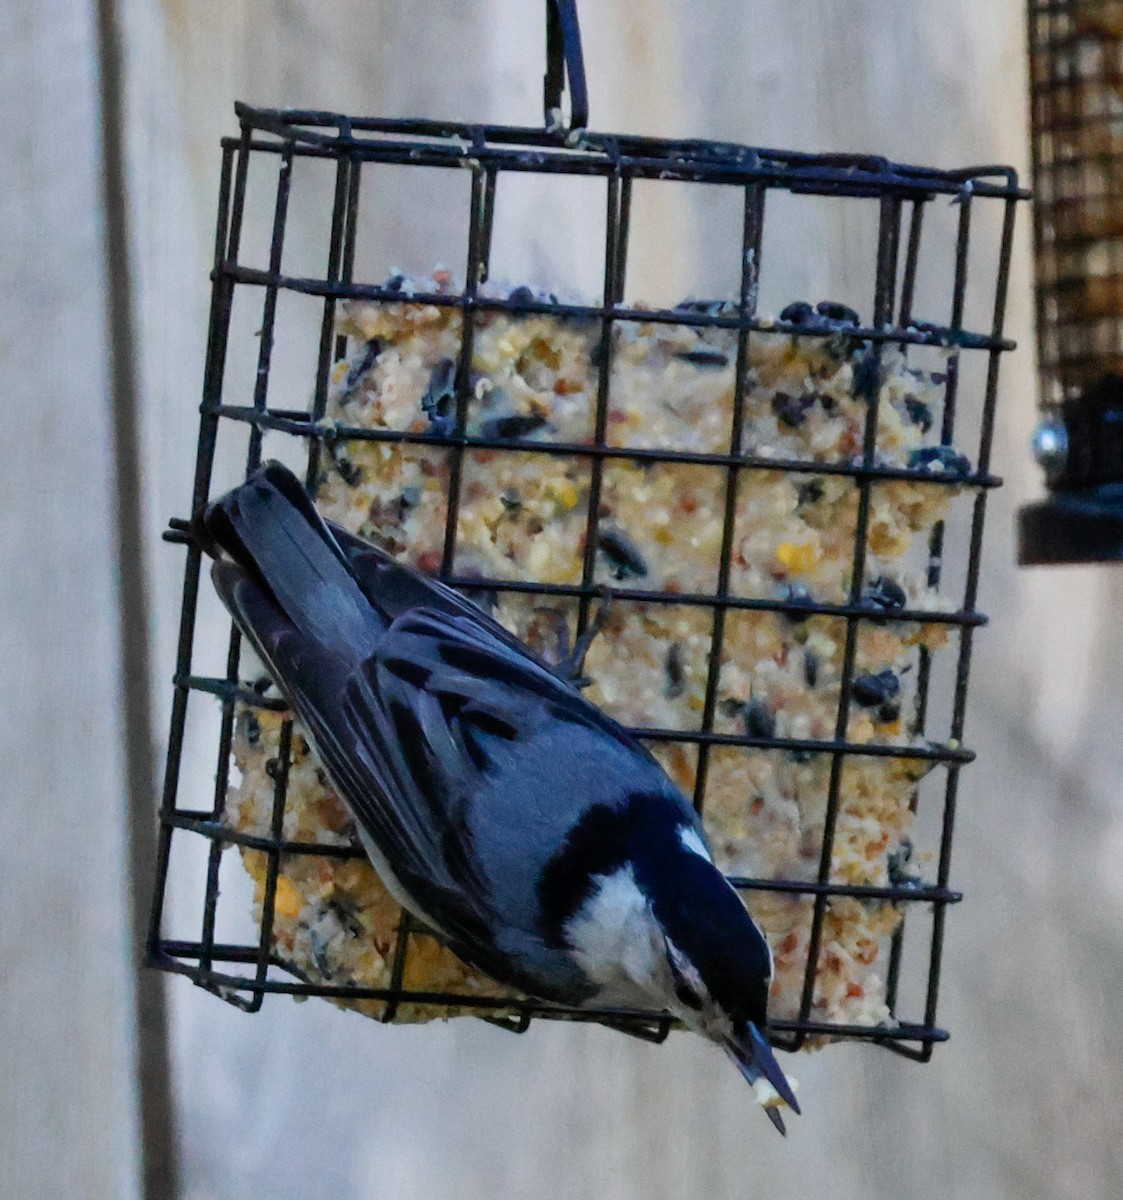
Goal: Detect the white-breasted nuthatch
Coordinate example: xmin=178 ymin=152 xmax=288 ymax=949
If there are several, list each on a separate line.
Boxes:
xmin=202 ymin=461 xmax=799 ymax=1132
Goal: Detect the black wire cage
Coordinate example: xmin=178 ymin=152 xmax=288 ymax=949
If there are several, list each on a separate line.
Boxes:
xmin=149 ymin=1 xmax=1026 ymax=1060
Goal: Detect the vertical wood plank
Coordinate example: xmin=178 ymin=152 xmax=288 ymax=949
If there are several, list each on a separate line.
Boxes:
xmin=96 ymin=0 xmax=180 ymax=1193
xmin=0 ymin=3 xmax=142 ymax=1197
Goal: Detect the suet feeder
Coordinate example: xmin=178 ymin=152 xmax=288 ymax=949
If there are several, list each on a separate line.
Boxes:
xmin=149 ymin=0 xmax=1025 ymax=1060
xmin=1020 ymin=0 xmax=1123 ymax=564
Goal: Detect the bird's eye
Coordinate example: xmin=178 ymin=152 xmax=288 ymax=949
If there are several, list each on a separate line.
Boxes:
xmin=674 ymin=982 xmax=703 ymax=1011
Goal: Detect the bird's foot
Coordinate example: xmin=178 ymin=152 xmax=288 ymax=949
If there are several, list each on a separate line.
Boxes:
xmin=552 ymin=589 xmax=614 ymax=688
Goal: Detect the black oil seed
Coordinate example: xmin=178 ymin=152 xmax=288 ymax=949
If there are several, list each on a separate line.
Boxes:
xmin=664 ymin=642 xmax=686 ymax=699
xmin=778 ymin=583 xmax=816 ymax=622
xmin=772 ymin=391 xmax=817 ymax=428
xmin=852 ymin=347 xmax=881 ymax=401
xmin=816 ymin=300 xmax=861 ymax=326
xmin=597 ymin=527 xmax=648 ymax=580
xmin=421 ymin=358 xmax=458 ymax=435
xmin=780 ymin=300 xmax=816 ymax=326
xmin=675 ymin=298 xmax=736 ymax=316
xmin=479 ymin=412 xmax=549 ymax=441
xmin=340 ymin=338 xmax=382 ymax=401
xmin=508 ymin=285 xmax=536 ymax=306
xmin=803 ymin=650 xmax=819 ymax=689
xmin=907 ymin=445 xmax=971 ymax=478
xmin=499 ymin=488 xmax=522 ymax=512
xmin=674 ymin=348 xmax=729 ymax=368
xmin=904 ymin=395 xmax=933 ymax=433
xmin=309 ymin=928 xmax=333 ymax=978
xmin=328 ymin=442 xmax=362 ymax=486
xmin=888 ymin=839 xmax=918 ymax=886
xmin=397 ymin=486 xmax=422 ymax=519
xmin=331 ymin=899 xmax=367 ymax=939
xmin=242 ymin=710 xmax=261 ymax=746
xmin=850 ymin=669 xmax=900 ymax=708
xmin=742 ymin=697 xmax=776 ymax=740
xmin=908 ymin=321 xmax=975 ymax=349
xmin=797 ymin=478 xmax=825 ymax=507
xmin=862 ymin=575 xmax=907 ymax=613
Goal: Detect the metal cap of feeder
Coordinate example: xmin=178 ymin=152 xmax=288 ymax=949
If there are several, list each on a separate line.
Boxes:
xmin=1020 ymin=381 xmax=1123 ymax=564
xmin=1019 ymin=2 xmax=1123 ymax=565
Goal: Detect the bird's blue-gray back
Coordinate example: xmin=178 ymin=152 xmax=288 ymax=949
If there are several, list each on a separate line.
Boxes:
xmin=336 ymin=604 xmax=695 ymax=991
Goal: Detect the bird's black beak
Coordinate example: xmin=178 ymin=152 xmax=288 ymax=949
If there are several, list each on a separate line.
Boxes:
xmin=725 ymin=1021 xmax=801 ymax=1134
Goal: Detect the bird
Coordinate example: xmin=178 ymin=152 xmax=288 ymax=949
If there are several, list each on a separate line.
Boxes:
xmin=201 ymin=459 xmax=800 ymax=1132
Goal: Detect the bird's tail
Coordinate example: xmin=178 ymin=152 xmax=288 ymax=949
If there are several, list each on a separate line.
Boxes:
xmin=203 ymin=461 xmax=385 ymax=665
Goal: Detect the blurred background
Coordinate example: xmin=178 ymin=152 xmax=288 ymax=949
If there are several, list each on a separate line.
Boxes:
xmin=4 ymin=1 xmax=1123 ymax=1197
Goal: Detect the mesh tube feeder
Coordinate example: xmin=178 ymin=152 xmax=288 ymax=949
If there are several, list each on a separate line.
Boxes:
xmin=1020 ymin=0 xmax=1123 ymax=564
xmin=149 ymin=0 xmax=1025 ymax=1059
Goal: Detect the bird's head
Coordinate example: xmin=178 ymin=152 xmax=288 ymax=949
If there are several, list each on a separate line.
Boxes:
xmin=627 ymin=807 xmax=801 ymax=1133
xmin=547 ymin=793 xmax=800 ymax=1132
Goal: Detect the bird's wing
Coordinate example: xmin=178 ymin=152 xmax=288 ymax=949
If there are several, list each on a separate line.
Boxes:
xmin=216 ymin=558 xmax=695 ymax=996
xmin=333 ymin=606 xmax=690 ymax=974
xmin=335 ymin=606 xmax=628 ymax=873
xmin=327 ymin=523 xmax=551 ymax=664
xmin=215 ymin=558 xmax=511 ymax=964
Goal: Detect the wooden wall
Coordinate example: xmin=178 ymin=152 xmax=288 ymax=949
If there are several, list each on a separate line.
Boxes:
xmin=7 ymin=1 xmax=1123 ymax=1196
xmin=0 ymin=3 xmax=142 ymax=1197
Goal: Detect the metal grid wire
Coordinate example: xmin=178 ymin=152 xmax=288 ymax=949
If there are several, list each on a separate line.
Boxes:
xmin=1031 ymin=0 xmax=1123 ymax=400
xmin=1029 ymin=0 xmax=1123 ymax=498
xmin=148 ymin=95 xmax=1024 ymax=1059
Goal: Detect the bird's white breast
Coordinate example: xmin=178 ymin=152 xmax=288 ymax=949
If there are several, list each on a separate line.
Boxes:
xmin=564 ymin=866 xmax=669 ymax=1008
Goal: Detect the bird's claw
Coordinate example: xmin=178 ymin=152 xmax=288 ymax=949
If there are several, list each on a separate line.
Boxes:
xmin=553 ymin=589 xmax=614 ymax=687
